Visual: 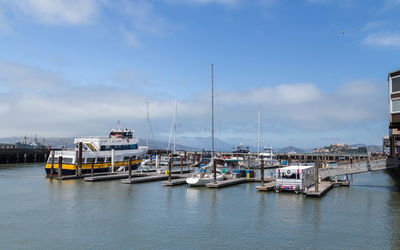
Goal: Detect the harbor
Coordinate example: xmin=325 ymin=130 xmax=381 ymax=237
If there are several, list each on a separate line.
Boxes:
xmin=2 ymin=1 xmax=400 ymax=248
xmin=1 ymin=163 xmax=399 ymax=249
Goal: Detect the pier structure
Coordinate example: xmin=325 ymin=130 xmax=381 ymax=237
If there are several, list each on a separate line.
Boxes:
xmin=0 ymin=145 xmax=49 ymax=164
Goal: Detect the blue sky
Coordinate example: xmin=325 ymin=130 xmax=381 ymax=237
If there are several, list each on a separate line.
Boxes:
xmin=0 ymin=0 xmax=398 ymax=148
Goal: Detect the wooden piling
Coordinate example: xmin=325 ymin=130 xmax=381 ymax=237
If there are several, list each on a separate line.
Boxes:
xmin=324 ymin=153 xmax=327 ymax=169
xmin=315 ymin=160 xmax=319 ymax=192
xmin=128 ymin=157 xmax=132 ymax=181
xmin=58 ymin=156 xmax=63 ymax=178
xmin=91 ymin=158 xmax=95 ymax=178
xmin=168 ymin=157 xmax=172 ymax=182
xmin=180 ymin=156 xmax=183 ymax=175
xmin=78 ymin=142 xmax=83 ymax=176
xmin=260 ymin=159 xmax=264 ymax=186
xmin=49 ymin=150 xmax=55 ymax=179
xmin=213 ymin=158 xmax=217 ymax=184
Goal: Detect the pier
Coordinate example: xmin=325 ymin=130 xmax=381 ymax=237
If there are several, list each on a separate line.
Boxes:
xmin=0 ymin=146 xmax=49 ymax=164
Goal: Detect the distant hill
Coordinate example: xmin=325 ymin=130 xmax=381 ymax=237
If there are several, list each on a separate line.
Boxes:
xmin=276 ymin=146 xmax=307 ymax=154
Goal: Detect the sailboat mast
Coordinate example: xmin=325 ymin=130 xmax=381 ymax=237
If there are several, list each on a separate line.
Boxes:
xmin=211 ymin=63 xmax=215 ymax=157
xmin=174 ymin=100 xmax=177 ymax=154
xmin=146 ymin=101 xmax=149 ymax=147
xmin=257 ymin=105 xmax=261 ymax=154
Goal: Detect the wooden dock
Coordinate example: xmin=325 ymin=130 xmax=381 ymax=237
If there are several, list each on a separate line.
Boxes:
xmin=84 ymin=173 xmax=147 ymax=182
xmin=256 ymin=181 xmax=277 ymax=191
xmin=121 ymin=174 xmax=182 ymax=184
xmin=162 ymin=178 xmax=187 ymax=186
xmin=55 ymin=172 xmax=113 ymax=180
xmin=305 ymin=181 xmax=334 ymax=197
xmin=204 ymin=177 xmax=271 ymax=188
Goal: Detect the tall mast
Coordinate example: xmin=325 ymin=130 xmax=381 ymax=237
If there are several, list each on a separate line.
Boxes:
xmin=146 ymin=101 xmax=149 ymax=147
xmin=174 ymin=100 xmax=177 ymax=154
xmin=257 ymin=105 xmax=261 ymax=154
xmin=211 ymin=63 xmax=214 ymax=157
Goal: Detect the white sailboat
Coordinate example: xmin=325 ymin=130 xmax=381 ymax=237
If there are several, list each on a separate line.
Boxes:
xmin=186 ymin=64 xmax=225 ymax=186
xmin=186 ymin=161 xmax=225 ymax=187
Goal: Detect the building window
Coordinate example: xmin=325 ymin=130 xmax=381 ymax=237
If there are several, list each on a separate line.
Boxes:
xmin=393 ymin=77 xmax=400 ymax=93
xmin=393 ymin=99 xmax=400 ymax=113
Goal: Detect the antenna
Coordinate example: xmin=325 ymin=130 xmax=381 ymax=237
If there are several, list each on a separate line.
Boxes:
xmin=174 ymin=100 xmax=177 ymax=154
xmin=211 ymin=63 xmax=215 ymax=157
xmin=146 ymin=101 xmax=149 ymax=147
xmin=257 ymin=105 xmax=261 ymax=154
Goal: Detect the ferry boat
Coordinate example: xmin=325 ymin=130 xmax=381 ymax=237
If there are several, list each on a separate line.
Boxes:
xmin=45 ymin=126 xmax=148 ymax=176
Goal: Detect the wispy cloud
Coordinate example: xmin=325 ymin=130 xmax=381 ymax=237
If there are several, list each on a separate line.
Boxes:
xmin=0 ymin=61 xmax=386 ymax=143
xmin=122 ymin=1 xmax=172 ymax=36
xmin=1 ymin=0 xmax=100 ymax=25
xmin=363 ymin=31 xmax=400 ymax=47
xmin=0 ymin=61 xmax=64 ymax=89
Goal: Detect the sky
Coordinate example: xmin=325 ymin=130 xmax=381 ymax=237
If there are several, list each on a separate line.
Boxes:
xmin=0 ymin=0 xmax=398 ymax=148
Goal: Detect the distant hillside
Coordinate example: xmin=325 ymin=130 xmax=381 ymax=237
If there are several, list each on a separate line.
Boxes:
xmin=276 ymin=146 xmax=307 ymax=154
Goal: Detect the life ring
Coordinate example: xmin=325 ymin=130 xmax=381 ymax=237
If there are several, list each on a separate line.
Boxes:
xmin=286 ymin=169 xmax=292 ymax=176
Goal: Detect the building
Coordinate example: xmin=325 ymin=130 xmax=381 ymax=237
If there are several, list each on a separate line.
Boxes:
xmin=388 ymin=70 xmax=400 ymax=156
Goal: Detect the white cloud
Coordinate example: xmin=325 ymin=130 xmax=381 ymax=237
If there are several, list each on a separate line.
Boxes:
xmin=0 ymin=61 xmax=386 ymax=146
xmin=13 ymin=0 xmax=99 ymax=25
xmin=363 ymin=31 xmax=400 ymax=47
xmin=122 ymin=1 xmax=172 ymax=36
xmin=0 ymin=61 xmax=64 ymax=89
xmin=175 ymin=0 xmax=240 ymax=6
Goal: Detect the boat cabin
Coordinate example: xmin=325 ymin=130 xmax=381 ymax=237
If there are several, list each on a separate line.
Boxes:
xmin=275 ymin=165 xmax=315 ymax=193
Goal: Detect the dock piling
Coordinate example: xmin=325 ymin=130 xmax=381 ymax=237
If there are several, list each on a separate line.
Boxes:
xmin=180 ymin=156 xmax=183 ymax=175
xmin=168 ymin=157 xmax=172 ymax=182
xmin=213 ymin=158 xmax=217 ymax=184
xmin=78 ymin=142 xmax=83 ymax=176
xmin=58 ymin=156 xmax=63 ymax=178
xmin=49 ymin=150 xmax=55 ymax=179
xmin=91 ymin=158 xmax=94 ymax=178
xmin=315 ymin=160 xmax=319 ymax=192
xmin=128 ymin=157 xmax=132 ymax=180
xmin=260 ymin=159 xmax=264 ymax=186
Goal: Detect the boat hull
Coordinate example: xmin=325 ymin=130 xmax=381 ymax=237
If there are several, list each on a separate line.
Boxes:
xmin=45 ymin=160 xmax=141 ymax=176
xmin=186 ymin=175 xmax=225 ymax=187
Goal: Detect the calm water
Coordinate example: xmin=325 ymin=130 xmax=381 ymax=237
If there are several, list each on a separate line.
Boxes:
xmin=1 ymin=164 xmax=400 ymax=249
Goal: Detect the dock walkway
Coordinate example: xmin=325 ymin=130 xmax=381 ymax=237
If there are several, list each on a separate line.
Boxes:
xmin=305 ymin=181 xmax=333 ymax=197
xmin=121 ymin=174 xmax=184 ymax=184
xmin=256 ymin=181 xmax=277 ymax=191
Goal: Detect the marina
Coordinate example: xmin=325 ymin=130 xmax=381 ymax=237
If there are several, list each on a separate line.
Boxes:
xmin=1 ymin=163 xmax=399 ymax=249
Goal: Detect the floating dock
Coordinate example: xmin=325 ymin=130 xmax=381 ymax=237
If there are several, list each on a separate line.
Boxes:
xmin=305 ymin=181 xmax=334 ymax=197
xmin=205 ymin=177 xmax=273 ymax=188
xmin=84 ymin=173 xmax=147 ymax=182
xmin=256 ymin=181 xmax=277 ymax=191
xmin=121 ymin=174 xmax=183 ymax=184
xmin=162 ymin=178 xmax=187 ymax=186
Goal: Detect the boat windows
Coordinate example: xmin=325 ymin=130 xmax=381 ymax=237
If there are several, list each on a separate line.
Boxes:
xmin=100 ymin=144 xmax=138 ymax=151
xmin=63 ymin=158 xmax=73 ymax=164
xmin=97 ymin=158 xmax=105 ymax=163
xmin=86 ymin=158 xmax=95 ymax=164
xmin=123 ymin=156 xmax=130 ymax=161
xmin=47 ymin=157 xmax=58 ymax=163
xmin=105 ymin=157 xmax=111 ymax=163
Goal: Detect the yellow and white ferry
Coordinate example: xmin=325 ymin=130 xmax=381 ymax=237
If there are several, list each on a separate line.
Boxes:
xmin=45 ymin=125 xmax=148 ymax=176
